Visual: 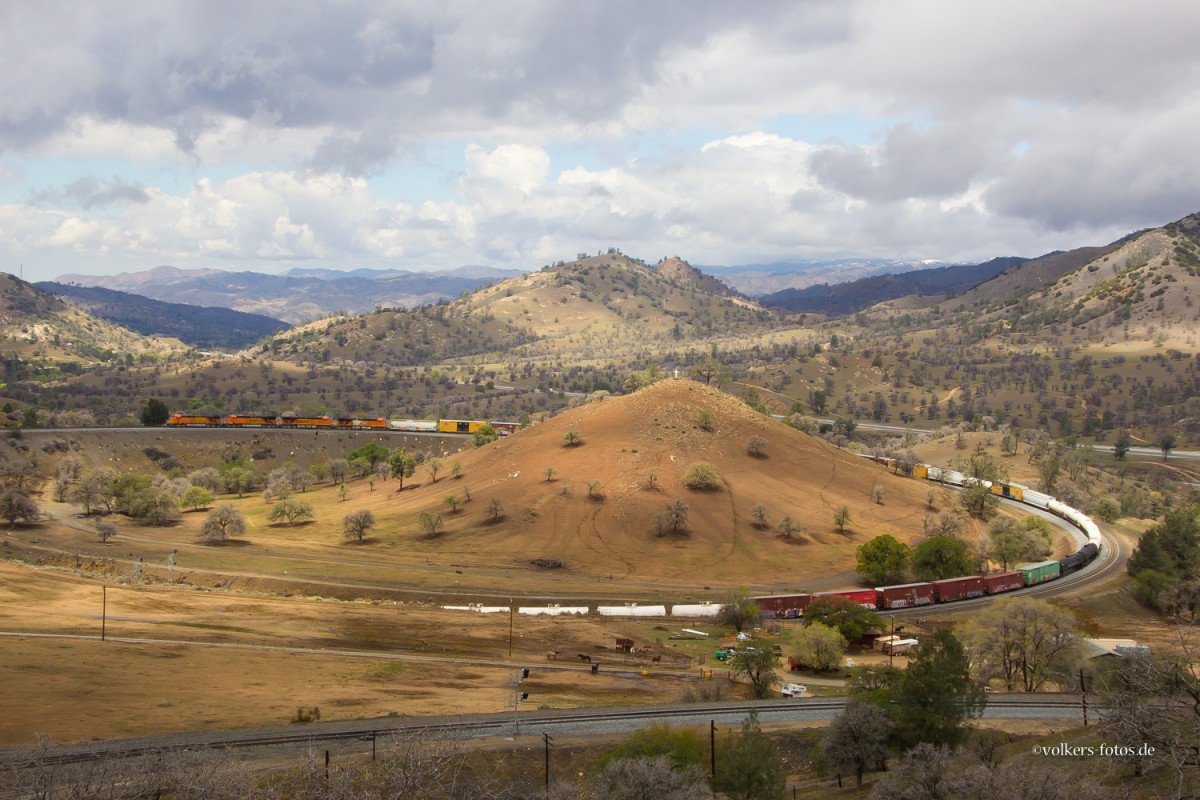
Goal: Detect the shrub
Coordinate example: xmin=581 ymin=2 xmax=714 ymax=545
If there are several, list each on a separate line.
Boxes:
xmin=1091 ymin=496 xmax=1120 ymax=523
xmin=682 ymin=461 xmax=722 ymax=491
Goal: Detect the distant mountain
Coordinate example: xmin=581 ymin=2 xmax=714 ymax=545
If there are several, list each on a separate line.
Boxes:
xmin=702 ymin=258 xmax=942 ymax=295
xmin=37 ymin=282 xmax=288 ymax=349
xmin=936 ymin=247 xmax=1117 ymax=311
xmin=270 ymin=253 xmax=773 ymax=366
xmin=758 ymin=257 xmax=1027 ymax=316
xmin=55 ymin=265 xmax=526 ymax=323
xmin=962 ymin=211 xmax=1200 ymax=333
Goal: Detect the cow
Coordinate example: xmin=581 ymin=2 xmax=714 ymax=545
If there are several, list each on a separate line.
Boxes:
xmin=546 ymin=651 xmax=558 ymax=661
xmin=577 ymin=653 xmax=591 ymax=663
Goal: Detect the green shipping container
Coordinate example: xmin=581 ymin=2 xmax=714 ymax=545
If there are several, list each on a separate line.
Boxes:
xmin=1019 ymin=560 xmax=1060 ymax=586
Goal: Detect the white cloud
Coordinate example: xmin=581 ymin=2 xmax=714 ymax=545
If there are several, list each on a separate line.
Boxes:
xmin=462 ymin=144 xmax=550 ymax=194
xmin=1 ymin=1 xmax=1198 ymax=277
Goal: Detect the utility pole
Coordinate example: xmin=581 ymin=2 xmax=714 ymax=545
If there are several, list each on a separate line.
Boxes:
xmin=710 ymin=720 xmax=716 ymax=778
xmin=101 ymin=585 xmax=107 ymax=641
xmin=1080 ymin=668 xmax=1088 ymax=727
xmin=888 ymin=617 xmax=904 ymax=668
xmin=508 ymin=600 xmax=514 ymax=658
xmin=543 ymin=732 xmax=553 ymax=790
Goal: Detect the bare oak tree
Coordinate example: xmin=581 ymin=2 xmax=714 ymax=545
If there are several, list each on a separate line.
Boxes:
xmin=820 ymin=699 xmax=892 ymax=787
xmin=342 ymin=510 xmax=375 ymax=542
xmin=200 ymin=504 xmax=245 ymax=543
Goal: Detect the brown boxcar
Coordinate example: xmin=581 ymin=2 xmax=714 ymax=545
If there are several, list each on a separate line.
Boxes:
xmin=931 ymin=576 xmax=985 ymax=603
xmin=875 ymin=583 xmax=935 ymax=610
xmin=983 ymin=571 xmax=1024 ymax=594
xmin=753 ymin=594 xmax=811 ymax=618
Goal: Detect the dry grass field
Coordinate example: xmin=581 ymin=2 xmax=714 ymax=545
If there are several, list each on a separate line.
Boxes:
xmin=0 ymin=562 xmax=708 ymax=745
xmin=1 ymin=381 xmax=956 ymax=744
xmin=0 ymin=380 xmax=1151 ymax=748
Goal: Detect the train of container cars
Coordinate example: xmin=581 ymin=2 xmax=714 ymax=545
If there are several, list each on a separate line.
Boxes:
xmin=166 ymin=414 xmax=521 ymax=435
xmin=752 ymin=455 xmax=1104 ymax=618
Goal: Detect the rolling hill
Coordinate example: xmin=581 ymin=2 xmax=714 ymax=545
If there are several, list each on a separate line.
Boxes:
xmin=0 ymin=273 xmax=186 ymax=366
xmin=37 ymin=282 xmax=288 ymax=350
xmin=946 ymin=211 xmax=1200 ymax=337
xmin=339 ymin=378 xmax=959 ymax=590
xmin=270 ymin=253 xmax=776 ymax=365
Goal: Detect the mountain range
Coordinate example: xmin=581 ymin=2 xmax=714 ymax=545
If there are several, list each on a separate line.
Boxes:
xmin=758 ymin=256 xmax=1029 ymax=315
xmin=54 ymin=265 xmax=525 ymax=324
xmin=36 ymin=282 xmax=288 ymax=350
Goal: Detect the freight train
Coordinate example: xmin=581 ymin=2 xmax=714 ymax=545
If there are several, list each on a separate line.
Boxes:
xmin=166 ymin=413 xmax=521 ymax=435
xmin=753 ymin=455 xmax=1104 ymax=618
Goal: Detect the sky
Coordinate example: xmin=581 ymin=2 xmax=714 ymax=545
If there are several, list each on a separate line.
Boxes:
xmin=2 ymin=0 xmax=1199 ymax=282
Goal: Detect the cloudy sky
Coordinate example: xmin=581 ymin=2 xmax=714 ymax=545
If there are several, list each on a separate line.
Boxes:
xmin=2 ymin=0 xmax=1198 ymax=281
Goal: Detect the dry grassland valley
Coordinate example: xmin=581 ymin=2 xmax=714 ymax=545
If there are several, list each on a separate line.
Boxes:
xmin=2 ymin=215 xmax=1200 ymax=798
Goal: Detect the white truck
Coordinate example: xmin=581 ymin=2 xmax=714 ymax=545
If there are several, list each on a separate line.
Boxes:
xmin=780 ymin=682 xmax=808 ymax=698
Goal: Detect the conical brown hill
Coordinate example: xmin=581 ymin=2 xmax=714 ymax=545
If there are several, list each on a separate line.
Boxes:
xmin=382 ymin=379 xmax=953 ymax=594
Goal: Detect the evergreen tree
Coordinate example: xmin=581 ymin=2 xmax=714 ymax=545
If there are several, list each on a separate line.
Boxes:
xmin=891 ymin=630 xmax=985 ymax=748
xmin=713 ymin=712 xmax=784 ymax=800
xmin=140 ymin=398 xmax=169 ymax=427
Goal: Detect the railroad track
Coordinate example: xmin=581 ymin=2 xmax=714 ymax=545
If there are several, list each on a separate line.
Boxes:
xmin=0 ymin=696 xmax=1102 ymax=768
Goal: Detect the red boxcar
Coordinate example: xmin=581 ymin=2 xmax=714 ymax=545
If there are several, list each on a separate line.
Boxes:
xmin=875 ymin=583 xmax=936 ymax=609
xmin=753 ymin=594 xmax=811 ymax=618
xmin=983 ymin=571 xmax=1024 ymax=594
xmin=931 ymin=576 xmax=985 ymax=603
xmin=488 ymin=421 xmax=521 ymax=435
xmin=813 ymin=589 xmax=878 ymax=610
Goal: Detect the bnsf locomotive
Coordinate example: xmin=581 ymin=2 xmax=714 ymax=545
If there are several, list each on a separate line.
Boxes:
xmin=166 ymin=413 xmax=520 ymax=435
xmin=754 ymin=454 xmax=1104 ymax=618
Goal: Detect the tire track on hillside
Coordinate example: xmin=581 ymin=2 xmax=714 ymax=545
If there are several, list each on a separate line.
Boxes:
xmin=722 ymin=476 xmax=739 ymax=558
xmin=578 ymin=506 xmax=634 ymax=579
xmin=816 ymin=441 xmax=840 ymax=511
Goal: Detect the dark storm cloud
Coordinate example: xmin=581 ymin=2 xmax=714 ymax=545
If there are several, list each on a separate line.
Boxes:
xmin=0 ymin=1 xmax=816 ymax=172
xmin=808 ymin=119 xmax=1014 ymax=202
xmin=981 ymin=104 xmax=1200 ymax=232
